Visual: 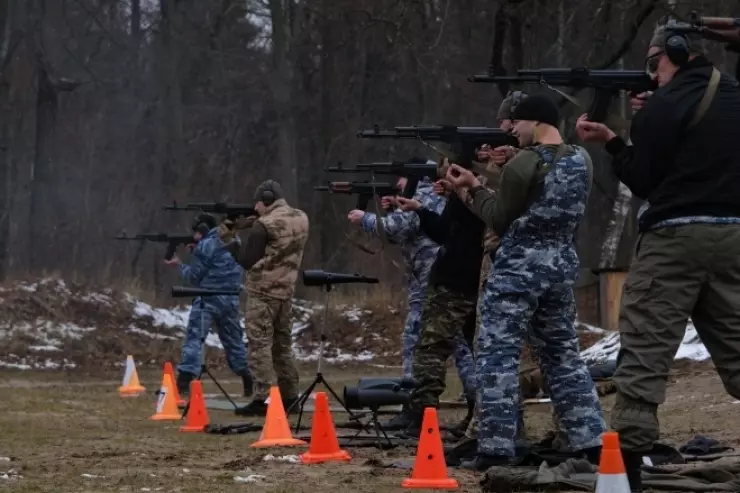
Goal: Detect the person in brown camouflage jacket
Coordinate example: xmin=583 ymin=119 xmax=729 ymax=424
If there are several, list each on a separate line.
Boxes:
xmin=219 ymin=179 xmax=310 ymax=416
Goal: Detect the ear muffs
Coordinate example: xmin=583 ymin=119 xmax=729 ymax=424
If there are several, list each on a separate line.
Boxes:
xmin=192 ymin=214 xmax=217 ymax=235
xmin=506 ymin=90 xmax=526 ymax=119
xmin=261 ymin=188 xmax=275 ymax=206
xmin=665 ymin=29 xmax=690 ymax=66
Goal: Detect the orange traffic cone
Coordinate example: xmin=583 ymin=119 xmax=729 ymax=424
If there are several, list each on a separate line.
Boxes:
xmin=250 ymin=386 xmax=307 ymax=448
xmin=163 ymin=361 xmax=185 ymax=406
xmin=179 ymin=380 xmax=209 ymax=432
xmin=150 ymin=373 xmax=181 ymax=421
xmin=595 ymin=431 xmax=631 ymax=492
xmin=118 ymin=355 xmax=146 ymax=397
xmin=300 ymin=392 xmax=351 ymax=464
xmin=402 ymin=407 xmax=458 ymax=489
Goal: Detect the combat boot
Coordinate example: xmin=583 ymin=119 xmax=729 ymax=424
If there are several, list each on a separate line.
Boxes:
xmin=450 ymin=397 xmax=475 ymax=438
xmin=459 ymin=453 xmax=511 ymax=472
xmin=176 ymin=371 xmax=196 ymax=400
xmin=240 ymin=370 xmax=254 ymax=397
xmin=398 ymin=407 xmax=424 ymax=439
xmin=235 ymin=397 xmax=268 ymax=417
xmin=622 ymin=449 xmax=643 ymax=493
xmin=444 ymin=436 xmax=478 ymax=466
xmin=381 ymin=404 xmax=412 ymax=431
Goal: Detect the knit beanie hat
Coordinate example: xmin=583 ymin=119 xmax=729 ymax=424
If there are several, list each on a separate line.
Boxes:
xmin=510 ymin=94 xmax=559 ymax=127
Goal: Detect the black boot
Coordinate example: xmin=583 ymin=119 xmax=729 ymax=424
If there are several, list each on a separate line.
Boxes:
xmin=382 ymin=405 xmax=412 ymax=431
xmin=235 ymin=397 xmax=268 ymax=417
xmin=240 ymin=370 xmax=253 ymax=397
xmin=445 ymin=436 xmax=478 ymax=466
xmin=176 ymin=371 xmax=196 ymax=400
xmin=282 ymin=394 xmax=300 ymax=415
xmin=451 ymin=398 xmax=475 ymax=438
xmin=622 ymin=449 xmax=643 ymax=493
xmin=398 ymin=408 xmax=424 ymax=439
xmin=459 ymin=453 xmax=511 ymax=472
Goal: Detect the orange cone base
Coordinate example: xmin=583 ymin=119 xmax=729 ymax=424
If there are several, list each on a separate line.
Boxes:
xmin=300 ymin=449 xmax=351 ymax=464
xmin=402 ymin=478 xmax=459 ymax=489
xmin=179 ymin=424 xmax=206 ymax=432
xmin=250 ymin=437 xmax=307 ymax=448
xmin=118 ymin=387 xmax=145 ymax=397
xmin=149 ymin=413 xmax=181 ymax=421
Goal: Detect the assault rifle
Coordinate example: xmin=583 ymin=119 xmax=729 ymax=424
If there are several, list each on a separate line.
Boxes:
xmin=114 ymin=233 xmax=194 ymax=260
xmin=665 ymin=12 xmax=740 ymax=79
xmin=314 ymin=181 xmax=399 ymax=211
xmin=356 ymin=125 xmax=517 ymax=168
xmin=163 ymin=201 xmax=256 ymax=221
xmin=468 ymin=69 xmax=657 ymax=123
xmin=324 ymin=158 xmax=438 ymax=199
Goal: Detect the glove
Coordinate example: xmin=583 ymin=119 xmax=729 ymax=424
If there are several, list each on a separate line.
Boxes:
xmin=218 ymin=220 xmax=236 ymax=241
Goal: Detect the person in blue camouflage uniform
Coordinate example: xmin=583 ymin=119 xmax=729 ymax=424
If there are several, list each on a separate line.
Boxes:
xmin=348 ymin=171 xmax=477 ymax=429
xmin=576 ymin=25 xmax=740 ymax=493
xmin=164 ymin=213 xmax=252 ymax=399
xmin=446 ymin=95 xmax=605 ymax=471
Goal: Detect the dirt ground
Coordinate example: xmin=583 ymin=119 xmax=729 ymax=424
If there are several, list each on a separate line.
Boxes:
xmin=0 ymin=361 xmax=737 ymax=493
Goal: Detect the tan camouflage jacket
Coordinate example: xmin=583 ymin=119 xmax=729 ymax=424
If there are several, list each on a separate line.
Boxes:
xmin=246 ymin=199 xmax=310 ymax=300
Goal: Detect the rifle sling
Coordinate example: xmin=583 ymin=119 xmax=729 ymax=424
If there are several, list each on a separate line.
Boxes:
xmin=687 ymin=68 xmax=720 ymax=129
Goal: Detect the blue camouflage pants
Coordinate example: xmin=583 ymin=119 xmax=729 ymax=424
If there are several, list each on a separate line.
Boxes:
xmin=477 ymin=269 xmax=605 ymax=456
xmin=178 ymin=295 xmax=248 ymax=376
xmin=403 ymin=298 xmax=477 ymax=398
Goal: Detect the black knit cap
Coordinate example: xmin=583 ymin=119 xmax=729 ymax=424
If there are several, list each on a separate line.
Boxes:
xmin=510 ymin=94 xmax=559 ymax=127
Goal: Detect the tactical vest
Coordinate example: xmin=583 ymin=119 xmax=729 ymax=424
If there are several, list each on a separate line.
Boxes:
xmin=246 ymin=199 xmax=310 ymax=300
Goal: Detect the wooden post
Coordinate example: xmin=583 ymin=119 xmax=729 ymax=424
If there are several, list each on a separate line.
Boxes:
xmin=597 ymin=269 xmax=629 ymax=331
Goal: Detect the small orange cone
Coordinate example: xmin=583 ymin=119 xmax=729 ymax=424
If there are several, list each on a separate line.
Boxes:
xmin=300 ymin=392 xmax=351 ymax=464
xmin=163 ymin=361 xmax=185 ymax=406
xmin=118 ymin=355 xmax=146 ymax=397
xmin=150 ymin=373 xmax=182 ymax=420
xmin=402 ymin=407 xmax=458 ymax=489
xmin=595 ymin=431 xmax=631 ymax=492
xmin=250 ymin=386 xmax=307 ymax=448
xmin=179 ymin=380 xmax=210 ymax=432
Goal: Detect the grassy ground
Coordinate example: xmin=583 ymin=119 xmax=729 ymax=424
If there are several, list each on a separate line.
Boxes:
xmin=0 ymin=362 xmax=737 ymax=493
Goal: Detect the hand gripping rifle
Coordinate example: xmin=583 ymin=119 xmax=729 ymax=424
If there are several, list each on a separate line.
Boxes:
xmin=468 ymin=69 xmax=657 ymax=124
xmin=665 ymin=12 xmax=740 ymax=80
xmin=357 ymin=125 xmax=518 ymax=172
xmin=114 ymin=233 xmax=195 ymax=260
xmin=324 ymin=157 xmax=438 ymax=199
xmin=314 ymin=181 xmax=400 ymax=255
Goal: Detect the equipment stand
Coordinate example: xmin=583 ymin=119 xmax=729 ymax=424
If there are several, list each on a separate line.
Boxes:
xmin=287 ymin=283 xmax=358 ymax=433
xmin=181 ymin=298 xmax=238 ymax=418
xmin=347 ymin=405 xmax=394 ymax=449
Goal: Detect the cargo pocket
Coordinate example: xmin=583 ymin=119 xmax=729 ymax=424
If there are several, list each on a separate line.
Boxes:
xmin=621 ymin=276 xmax=653 ymax=307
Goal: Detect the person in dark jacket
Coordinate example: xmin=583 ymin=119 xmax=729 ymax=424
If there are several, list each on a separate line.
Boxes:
xmin=576 ymin=24 xmax=740 ymax=493
xmin=394 ymin=181 xmax=485 ymax=437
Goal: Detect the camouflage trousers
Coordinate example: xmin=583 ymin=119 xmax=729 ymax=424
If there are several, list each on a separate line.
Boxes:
xmin=410 ymin=284 xmax=477 ymax=410
xmin=476 ymin=267 xmax=605 ymax=457
xmin=245 ymin=294 xmax=299 ymax=400
xmin=402 ymin=298 xmax=477 ymax=398
xmin=178 ymin=295 xmax=247 ymax=376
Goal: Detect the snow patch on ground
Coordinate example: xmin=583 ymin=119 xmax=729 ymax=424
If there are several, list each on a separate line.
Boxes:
xmin=580 ymin=321 xmax=710 ymax=364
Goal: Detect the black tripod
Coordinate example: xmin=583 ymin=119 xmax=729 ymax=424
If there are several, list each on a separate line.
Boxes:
xmin=287 ymin=269 xmax=379 ymax=433
xmin=171 ymin=285 xmax=242 ymax=418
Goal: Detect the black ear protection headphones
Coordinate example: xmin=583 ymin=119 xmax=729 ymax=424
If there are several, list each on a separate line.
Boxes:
xmin=664 ymin=27 xmax=691 ymax=67
xmin=192 ymin=213 xmax=218 ymax=235
xmin=260 ymin=180 xmax=277 ymax=206
xmin=505 ymin=90 xmax=526 ymax=118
